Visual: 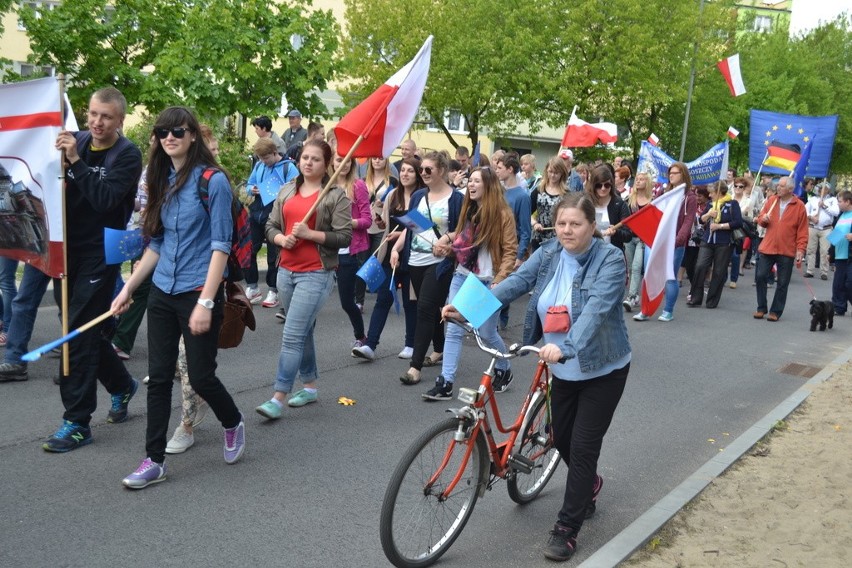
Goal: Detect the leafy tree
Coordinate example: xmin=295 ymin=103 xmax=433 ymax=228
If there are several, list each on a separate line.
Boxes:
xmin=20 ymin=0 xmax=340 ymax=138
xmin=148 ymin=0 xmax=340 ymax=134
xmin=342 ymin=0 xmax=544 ymax=150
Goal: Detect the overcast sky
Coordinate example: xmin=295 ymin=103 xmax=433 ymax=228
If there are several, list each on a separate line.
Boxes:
xmin=789 ymin=0 xmax=851 ymax=35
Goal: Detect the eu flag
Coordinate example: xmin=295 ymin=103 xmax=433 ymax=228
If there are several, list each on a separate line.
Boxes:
xmin=749 ymin=110 xmax=838 ymax=176
xmin=104 ymin=228 xmax=144 ymax=265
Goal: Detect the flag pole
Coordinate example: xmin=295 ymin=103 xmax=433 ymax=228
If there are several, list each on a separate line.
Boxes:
xmin=58 ymin=74 xmax=70 ymax=376
xmin=752 ymin=150 xmax=769 ymax=185
xmin=679 ymin=0 xmax=705 ymax=161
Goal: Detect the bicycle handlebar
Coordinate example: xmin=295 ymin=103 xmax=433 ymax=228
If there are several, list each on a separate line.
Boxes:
xmin=444 ymin=315 xmax=543 ymax=361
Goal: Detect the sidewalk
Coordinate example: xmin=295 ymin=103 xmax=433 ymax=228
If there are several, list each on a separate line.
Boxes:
xmin=586 ymin=346 xmax=852 ymax=567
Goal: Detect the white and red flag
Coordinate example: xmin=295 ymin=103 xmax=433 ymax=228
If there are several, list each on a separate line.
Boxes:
xmin=622 ymin=185 xmax=686 ymax=316
xmin=647 ymin=133 xmax=660 ymax=146
xmin=335 ymin=36 xmax=433 ymax=158
xmin=561 ymin=109 xmax=618 ymax=147
xmin=727 ymin=126 xmax=740 ymax=139
xmin=0 ymin=77 xmax=64 ymax=277
xmin=717 ymin=53 xmax=746 ymax=97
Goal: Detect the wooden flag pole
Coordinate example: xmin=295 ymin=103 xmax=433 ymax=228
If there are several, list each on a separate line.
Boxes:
xmin=58 ymin=74 xmax=70 ymax=376
xmin=752 ymin=150 xmax=769 ymax=186
xmin=297 ymin=134 xmax=365 ymax=226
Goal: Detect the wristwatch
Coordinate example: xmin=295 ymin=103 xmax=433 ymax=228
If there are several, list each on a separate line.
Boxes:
xmin=197 ymin=298 xmax=215 ymax=309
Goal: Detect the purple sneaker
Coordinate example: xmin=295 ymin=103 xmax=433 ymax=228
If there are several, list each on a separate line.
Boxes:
xmin=223 ymin=413 xmax=245 ymax=464
xmin=122 ymin=458 xmax=166 ymax=489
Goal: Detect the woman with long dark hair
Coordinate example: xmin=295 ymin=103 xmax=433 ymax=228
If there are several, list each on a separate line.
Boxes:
xmin=390 ymin=151 xmax=463 ymax=385
xmin=254 ymin=139 xmax=352 ymax=419
xmin=352 ymin=157 xmax=422 ymax=361
xmin=423 ymin=167 xmax=517 ymax=400
xmin=584 ymin=165 xmax=632 ymax=252
xmin=112 ymin=106 xmax=245 ymax=489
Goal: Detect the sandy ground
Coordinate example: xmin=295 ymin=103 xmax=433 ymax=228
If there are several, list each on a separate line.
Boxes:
xmin=625 ymin=360 xmax=852 ymax=568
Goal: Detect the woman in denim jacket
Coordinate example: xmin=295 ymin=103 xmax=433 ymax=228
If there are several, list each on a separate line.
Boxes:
xmin=443 ymin=192 xmax=630 ymax=562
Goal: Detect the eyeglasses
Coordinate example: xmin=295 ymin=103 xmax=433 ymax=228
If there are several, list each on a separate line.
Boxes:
xmin=734 ymin=184 xmax=745 ymax=189
xmin=419 ymin=166 xmax=433 ymax=175
xmin=594 ymin=182 xmax=612 ymax=191
xmin=154 ymin=127 xmax=190 ymax=140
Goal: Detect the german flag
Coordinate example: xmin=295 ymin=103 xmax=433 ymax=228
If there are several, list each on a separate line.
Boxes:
xmin=764 ymin=141 xmax=801 ymax=171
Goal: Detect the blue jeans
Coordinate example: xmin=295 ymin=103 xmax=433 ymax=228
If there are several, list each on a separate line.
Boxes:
xmin=832 ymin=258 xmax=852 ymax=315
xmin=337 ymin=253 xmax=365 ymax=339
xmin=441 ymin=272 xmax=508 ymax=384
xmin=0 ymin=257 xmax=17 ymax=332
xmin=755 ymin=254 xmax=794 ymax=316
xmin=274 ymin=268 xmax=335 ymax=393
xmin=623 ymin=237 xmax=643 ymax=298
xmin=365 ymin=265 xmax=416 ymax=350
xmin=4 ymin=263 xmax=50 ymax=365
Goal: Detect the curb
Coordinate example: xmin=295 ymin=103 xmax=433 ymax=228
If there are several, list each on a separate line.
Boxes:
xmin=578 ymin=343 xmax=852 ymax=568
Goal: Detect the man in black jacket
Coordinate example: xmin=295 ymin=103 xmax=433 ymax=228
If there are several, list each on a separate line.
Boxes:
xmin=46 ymin=87 xmax=143 ymax=452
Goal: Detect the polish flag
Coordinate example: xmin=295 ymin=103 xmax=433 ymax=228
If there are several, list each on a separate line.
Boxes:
xmin=717 ymin=54 xmax=746 ymax=97
xmin=335 ymin=36 xmax=432 ymax=158
xmin=647 ymin=133 xmax=660 ymax=146
xmin=561 ymin=109 xmax=618 ymax=147
xmin=622 ymin=185 xmax=686 ymax=316
xmin=727 ymin=126 xmax=739 ymax=139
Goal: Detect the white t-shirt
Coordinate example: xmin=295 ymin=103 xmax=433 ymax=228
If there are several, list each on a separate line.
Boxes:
xmin=409 ymin=193 xmax=451 ymax=267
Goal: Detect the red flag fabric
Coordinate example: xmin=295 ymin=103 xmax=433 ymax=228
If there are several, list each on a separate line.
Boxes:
xmin=561 ymin=110 xmax=618 ymax=147
xmin=622 ymin=185 xmax=685 ymax=316
xmin=727 ymin=126 xmax=739 ymax=139
xmin=717 ymin=53 xmax=746 ymax=97
xmin=647 ymin=133 xmax=660 ymax=146
xmin=335 ymin=37 xmax=432 ymax=158
xmin=0 ymin=77 xmax=64 ymax=277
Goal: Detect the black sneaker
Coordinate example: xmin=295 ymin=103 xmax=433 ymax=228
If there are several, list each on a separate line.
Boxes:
xmin=0 ymin=362 xmax=28 ymax=382
xmin=543 ymin=524 xmax=577 ymax=561
xmin=107 ymin=378 xmax=139 ymax=423
xmin=275 ymin=309 xmax=286 ymax=323
xmin=492 ymin=368 xmax=513 ymax=393
xmin=422 ymin=376 xmax=453 ymax=401
xmin=585 ymin=474 xmax=604 ymax=518
xmin=43 ymin=420 xmax=93 ymax=453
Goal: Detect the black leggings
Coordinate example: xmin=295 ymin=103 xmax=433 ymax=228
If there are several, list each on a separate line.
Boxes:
xmin=407 ymin=263 xmax=452 ymax=370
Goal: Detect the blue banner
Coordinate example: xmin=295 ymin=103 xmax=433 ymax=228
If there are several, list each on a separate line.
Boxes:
xmin=749 ymin=110 xmax=838 ymax=177
xmin=637 ymin=140 xmax=729 ymax=185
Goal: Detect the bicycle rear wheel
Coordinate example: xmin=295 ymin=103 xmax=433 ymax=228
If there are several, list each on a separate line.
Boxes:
xmin=380 ymin=417 xmax=489 ymax=568
xmin=507 ymin=394 xmax=561 ymax=504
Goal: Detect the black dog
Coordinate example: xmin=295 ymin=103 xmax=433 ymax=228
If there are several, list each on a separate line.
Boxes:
xmin=810 ymin=299 xmax=834 ymax=332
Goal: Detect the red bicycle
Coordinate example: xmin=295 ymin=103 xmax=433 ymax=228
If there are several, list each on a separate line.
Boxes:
xmin=379 ymin=318 xmax=561 ymax=567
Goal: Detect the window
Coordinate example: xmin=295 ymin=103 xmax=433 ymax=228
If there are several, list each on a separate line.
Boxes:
xmin=17 ymin=1 xmax=59 ymax=31
xmin=753 ymin=15 xmax=772 ymax=32
xmin=427 ymin=110 xmax=469 ymax=134
xmin=19 ymin=64 xmax=55 ymax=77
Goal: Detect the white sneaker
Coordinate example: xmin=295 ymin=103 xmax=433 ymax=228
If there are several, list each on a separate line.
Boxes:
xmin=261 ymin=290 xmax=279 ymax=308
xmin=658 ymin=311 xmax=673 ymax=322
xmin=633 ymin=313 xmax=650 ymax=321
xmin=397 ymin=346 xmax=414 ymax=359
xmin=352 ymin=344 xmax=376 ymax=361
xmin=165 ymin=423 xmax=194 ymax=454
xmin=246 ymin=286 xmax=262 ymax=305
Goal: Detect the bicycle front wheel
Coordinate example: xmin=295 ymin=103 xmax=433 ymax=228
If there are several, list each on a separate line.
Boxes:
xmin=380 ymin=417 xmax=489 ymax=568
xmin=507 ymin=394 xmax=561 ymax=504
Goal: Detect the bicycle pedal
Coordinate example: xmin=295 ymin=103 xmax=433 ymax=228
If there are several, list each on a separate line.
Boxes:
xmin=507 ymin=453 xmax=535 ymax=474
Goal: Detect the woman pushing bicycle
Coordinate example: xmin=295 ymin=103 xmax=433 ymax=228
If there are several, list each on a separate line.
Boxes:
xmin=442 ymin=192 xmax=631 ymax=562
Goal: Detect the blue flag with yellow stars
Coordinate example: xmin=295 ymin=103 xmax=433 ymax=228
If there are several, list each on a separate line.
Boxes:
xmin=104 ymin=228 xmax=145 ymax=265
xmin=749 ymin=110 xmax=838 ymax=177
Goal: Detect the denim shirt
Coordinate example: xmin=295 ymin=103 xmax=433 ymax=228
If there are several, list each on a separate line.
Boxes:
xmin=491 ymin=237 xmax=631 ymax=373
xmin=149 ymin=166 xmax=232 ymax=294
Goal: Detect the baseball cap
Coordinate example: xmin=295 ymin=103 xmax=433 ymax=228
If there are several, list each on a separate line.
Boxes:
xmin=286 ymin=109 xmax=302 ymax=118
xmin=559 ymin=148 xmax=573 ymax=159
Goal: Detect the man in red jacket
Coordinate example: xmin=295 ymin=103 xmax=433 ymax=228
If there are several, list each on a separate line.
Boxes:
xmin=753 ymin=176 xmax=809 ymax=322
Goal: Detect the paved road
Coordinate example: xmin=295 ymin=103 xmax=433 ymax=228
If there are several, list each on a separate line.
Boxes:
xmin=0 ymin=270 xmax=846 ymax=567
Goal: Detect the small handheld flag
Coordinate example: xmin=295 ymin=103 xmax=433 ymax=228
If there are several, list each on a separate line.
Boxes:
xmin=647 ymin=133 xmax=660 ymax=146
xmin=394 ymin=210 xmax=433 ymax=233
xmin=451 ymin=273 xmax=502 ymax=329
xmin=717 ymin=53 xmax=746 ymax=97
xmin=727 ymin=126 xmax=739 ymax=140
xmin=356 ymin=255 xmax=385 ymax=293
xmin=827 ymin=218 xmax=851 ymax=246
xmin=104 ymin=228 xmax=144 ymax=265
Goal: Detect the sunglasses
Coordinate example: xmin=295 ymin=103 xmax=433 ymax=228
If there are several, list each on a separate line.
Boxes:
xmin=594 ymin=182 xmax=612 ymax=190
xmin=419 ymin=166 xmax=433 ymax=175
xmin=154 ymin=127 xmax=190 ymax=140
xmin=734 ymin=184 xmax=745 ymax=188
xmin=669 ymin=169 xmax=681 ymax=175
